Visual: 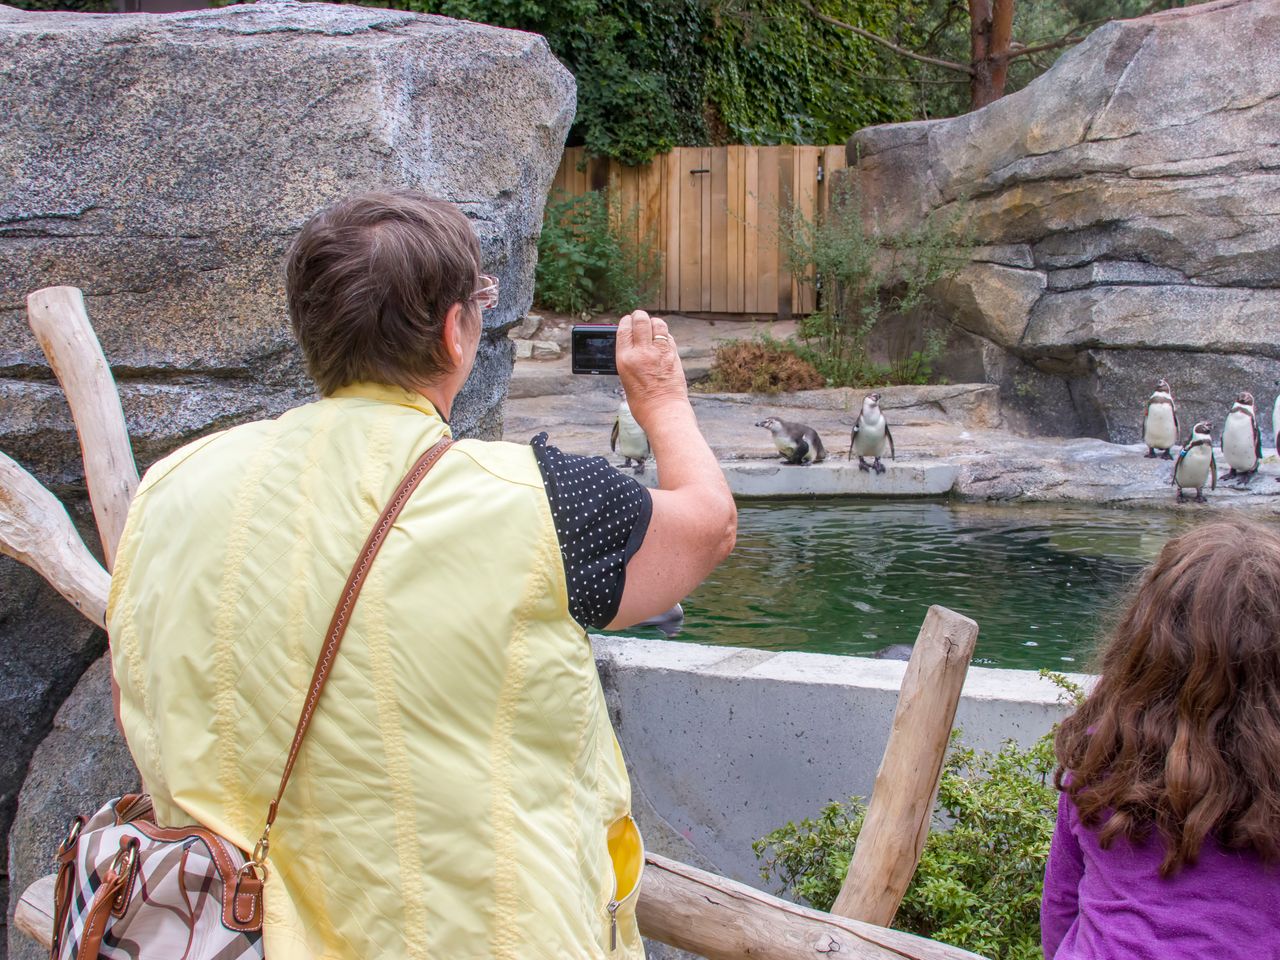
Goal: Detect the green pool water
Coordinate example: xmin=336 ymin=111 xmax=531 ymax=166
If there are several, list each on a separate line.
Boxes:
xmin=607 ymin=500 xmax=1222 ymax=670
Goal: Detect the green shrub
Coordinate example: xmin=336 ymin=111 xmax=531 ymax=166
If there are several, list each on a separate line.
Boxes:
xmin=753 ymin=671 xmax=1084 ymax=960
xmin=534 ymin=190 xmax=659 ymax=315
xmin=706 ymin=336 xmax=826 ymax=394
xmin=781 ymin=178 xmax=969 ymax=388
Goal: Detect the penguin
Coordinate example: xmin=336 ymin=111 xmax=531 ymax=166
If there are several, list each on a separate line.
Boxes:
xmin=1274 ymin=392 xmax=1280 ymax=461
xmin=635 ymin=603 xmax=684 ymax=638
xmin=1173 ymin=421 xmax=1217 ymax=503
xmin=610 ymin=392 xmax=650 ymax=475
xmin=1220 ymin=390 xmax=1262 ymax=482
xmin=848 ymin=392 xmax=895 ymax=474
xmin=1141 ymin=379 xmax=1179 ymax=460
xmin=755 ymin=416 xmax=826 ymax=465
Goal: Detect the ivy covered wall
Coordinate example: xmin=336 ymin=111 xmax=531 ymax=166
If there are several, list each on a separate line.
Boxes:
xmin=370 ymin=0 xmax=935 ymax=164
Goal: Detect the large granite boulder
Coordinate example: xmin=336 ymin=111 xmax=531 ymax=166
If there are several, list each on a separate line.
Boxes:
xmin=0 ymin=3 xmax=573 ymax=952
xmin=843 ymin=0 xmax=1280 ymax=441
xmin=6 ymin=656 xmax=137 ymax=960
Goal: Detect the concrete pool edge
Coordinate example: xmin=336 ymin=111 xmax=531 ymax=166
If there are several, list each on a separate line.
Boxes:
xmin=592 ymin=634 xmax=1092 ymax=891
xmin=720 ymin=459 xmax=959 ymax=497
xmin=623 ymin=452 xmax=1280 ymax=508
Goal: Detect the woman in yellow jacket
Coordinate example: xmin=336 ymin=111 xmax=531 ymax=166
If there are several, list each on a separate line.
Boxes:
xmin=106 ymin=190 xmax=736 ymax=959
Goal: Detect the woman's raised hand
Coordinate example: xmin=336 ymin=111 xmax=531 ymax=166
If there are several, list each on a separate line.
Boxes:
xmin=607 ymin=310 xmax=737 ymax=631
xmin=615 ymin=310 xmax=688 ymax=430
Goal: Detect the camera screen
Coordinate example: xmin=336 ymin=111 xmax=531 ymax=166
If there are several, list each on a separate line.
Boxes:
xmin=571 ymin=325 xmax=619 ymax=375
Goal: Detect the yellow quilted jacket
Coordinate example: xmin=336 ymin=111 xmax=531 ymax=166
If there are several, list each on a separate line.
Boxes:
xmin=107 ymin=382 xmax=645 ymax=959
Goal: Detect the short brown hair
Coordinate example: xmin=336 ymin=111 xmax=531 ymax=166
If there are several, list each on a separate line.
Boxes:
xmin=1055 ymin=517 xmax=1280 ymax=874
xmin=285 ymin=190 xmax=481 ymax=395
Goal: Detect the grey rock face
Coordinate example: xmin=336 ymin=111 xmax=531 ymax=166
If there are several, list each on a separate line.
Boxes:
xmin=843 ymin=0 xmax=1280 ymax=441
xmin=0 ymin=2 xmax=573 ymax=950
xmin=0 ymin=551 xmax=107 ymax=958
xmin=1 ymin=0 xmax=574 ymax=454
xmin=7 ymin=656 xmax=137 ymax=960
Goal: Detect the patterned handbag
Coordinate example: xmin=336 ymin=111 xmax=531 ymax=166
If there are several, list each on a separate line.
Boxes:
xmin=50 ymin=438 xmax=453 ymax=959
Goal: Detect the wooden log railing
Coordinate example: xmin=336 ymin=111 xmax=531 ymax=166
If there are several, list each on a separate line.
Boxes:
xmin=26 ymin=286 xmax=138 ymax=570
xmin=0 ymin=286 xmax=988 ymax=959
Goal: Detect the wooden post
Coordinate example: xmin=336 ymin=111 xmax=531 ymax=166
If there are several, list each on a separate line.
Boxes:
xmin=14 ymin=875 xmax=56 ymax=950
xmin=26 ymin=286 xmax=138 ymax=570
xmin=0 ymin=450 xmax=111 ymax=628
xmin=831 ymin=605 xmax=979 ymax=925
xmin=637 ymin=852 xmax=985 ymax=960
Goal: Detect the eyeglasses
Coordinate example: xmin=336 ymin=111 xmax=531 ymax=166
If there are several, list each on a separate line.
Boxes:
xmin=471 ymin=275 xmax=499 ymax=310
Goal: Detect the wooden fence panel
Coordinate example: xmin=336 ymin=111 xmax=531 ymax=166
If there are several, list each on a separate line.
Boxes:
xmin=756 ymin=146 xmax=779 ymax=316
xmin=546 ymin=144 xmax=847 ymax=316
xmin=726 ymin=146 xmax=744 ymax=315
xmin=743 ymin=148 xmax=759 ymax=315
xmin=663 ymin=151 xmax=680 ymax=311
xmin=679 ymin=150 xmax=705 ymax=312
xmin=710 ymin=148 xmax=729 ymax=313
xmin=776 ymin=145 xmax=794 ymax=319
xmin=794 ymin=146 xmax=819 ymax=315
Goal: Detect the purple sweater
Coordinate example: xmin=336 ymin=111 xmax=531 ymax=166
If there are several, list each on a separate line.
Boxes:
xmin=1042 ymin=791 xmax=1280 ymax=959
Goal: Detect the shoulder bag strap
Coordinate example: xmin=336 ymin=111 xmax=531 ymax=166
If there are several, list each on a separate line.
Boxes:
xmin=247 ymin=435 xmax=453 ymax=872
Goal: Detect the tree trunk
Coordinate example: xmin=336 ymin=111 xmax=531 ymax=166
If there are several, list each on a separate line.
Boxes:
xmin=968 ymin=0 xmax=1015 ymax=109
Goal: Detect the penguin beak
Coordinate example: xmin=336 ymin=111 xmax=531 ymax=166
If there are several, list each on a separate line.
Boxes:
xmin=754 ymin=420 xmax=768 ymax=428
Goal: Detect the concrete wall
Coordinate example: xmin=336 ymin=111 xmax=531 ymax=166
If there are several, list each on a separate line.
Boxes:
xmin=593 ymin=635 xmax=1087 ymax=889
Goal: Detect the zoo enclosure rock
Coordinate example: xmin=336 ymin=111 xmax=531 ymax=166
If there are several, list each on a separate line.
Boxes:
xmin=843 ymin=0 xmax=1280 ymax=442
xmin=6 ymin=657 xmax=137 ymax=960
xmin=0 ymin=1 xmax=574 ymax=950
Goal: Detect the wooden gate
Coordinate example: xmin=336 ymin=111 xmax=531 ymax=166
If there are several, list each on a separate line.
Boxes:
xmin=548 ymin=144 xmax=848 ymax=317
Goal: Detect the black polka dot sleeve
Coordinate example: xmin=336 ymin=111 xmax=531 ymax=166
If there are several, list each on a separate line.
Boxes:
xmin=531 ymin=433 xmax=653 ymax=630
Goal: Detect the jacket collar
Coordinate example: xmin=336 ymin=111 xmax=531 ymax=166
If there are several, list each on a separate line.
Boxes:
xmin=329 ymin=381 xmax=452 ymax=434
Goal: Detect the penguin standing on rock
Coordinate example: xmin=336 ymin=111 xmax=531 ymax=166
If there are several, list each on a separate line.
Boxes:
xmin=849 ymin=392 xmax=895 ymax=474
xmin=1173 ymin=421 xmax=1217 ymax=503
xmin=610 ymin=391 xmax=650 ymax=475
xmin=1141 ymin=379 xmax=1179 ymax=459
xmin=755 ymin=417 xmax=826 ymax=465
xmin=1273 ymin=392 xmax=1280 ymax=459
xmin=1221 ymin=391 xmax=1262 ymax=483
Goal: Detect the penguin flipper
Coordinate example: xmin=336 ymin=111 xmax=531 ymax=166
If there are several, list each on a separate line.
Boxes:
xmin=610 ymin=419 xmax=619 ymax=453
xmin=848 ymin=420 xmax=860 ymax=459
xmin=1173 ymin=446 xmax=1189 ymax=485
xmin=1210 ymin=451 xmax=1218 ymax=490
xmin=789 ymin=438 xmax=809 ymax=465
xmin=1254 ymin=421 xmax=1263 ymax=461
xmin=885 ymin=423 xmax=895 ymax=460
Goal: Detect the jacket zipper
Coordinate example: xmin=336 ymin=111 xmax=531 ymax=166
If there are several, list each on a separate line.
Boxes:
xmin=606 ymin=814 xmax=643 ymax=953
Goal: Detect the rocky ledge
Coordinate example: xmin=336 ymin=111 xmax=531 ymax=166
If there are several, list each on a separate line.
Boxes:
xmin=505 ymin=380 xmax=1280 ymax=509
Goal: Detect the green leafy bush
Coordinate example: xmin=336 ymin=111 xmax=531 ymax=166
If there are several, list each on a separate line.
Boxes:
xmin=287 ymin=0 xmax=935 ymax=164
xmin=754 ymin=672 xmax=1084 ymax=960
xmin=781 ymin=179 xmax=969 ymax=387
xmin=534 ymin=190 xmax=659 ymax=315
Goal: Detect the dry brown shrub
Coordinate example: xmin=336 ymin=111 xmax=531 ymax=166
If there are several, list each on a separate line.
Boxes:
xmin=707 ymin=339 xmax=826 ymax=394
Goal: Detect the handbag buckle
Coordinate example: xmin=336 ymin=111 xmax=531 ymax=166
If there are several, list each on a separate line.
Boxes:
xmin=58 ymin=816 xmax=84 ymax=857
xmin=246 ymin=823 xmax=271 ymax=881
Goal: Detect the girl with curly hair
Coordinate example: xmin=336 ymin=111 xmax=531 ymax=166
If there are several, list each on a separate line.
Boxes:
xmin=1043 ymin=517 xmax=1280 ymax=959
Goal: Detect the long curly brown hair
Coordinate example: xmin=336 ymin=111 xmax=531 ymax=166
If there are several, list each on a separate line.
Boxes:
xmin=1055 ymin=517 xmax=1280 ymax=876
